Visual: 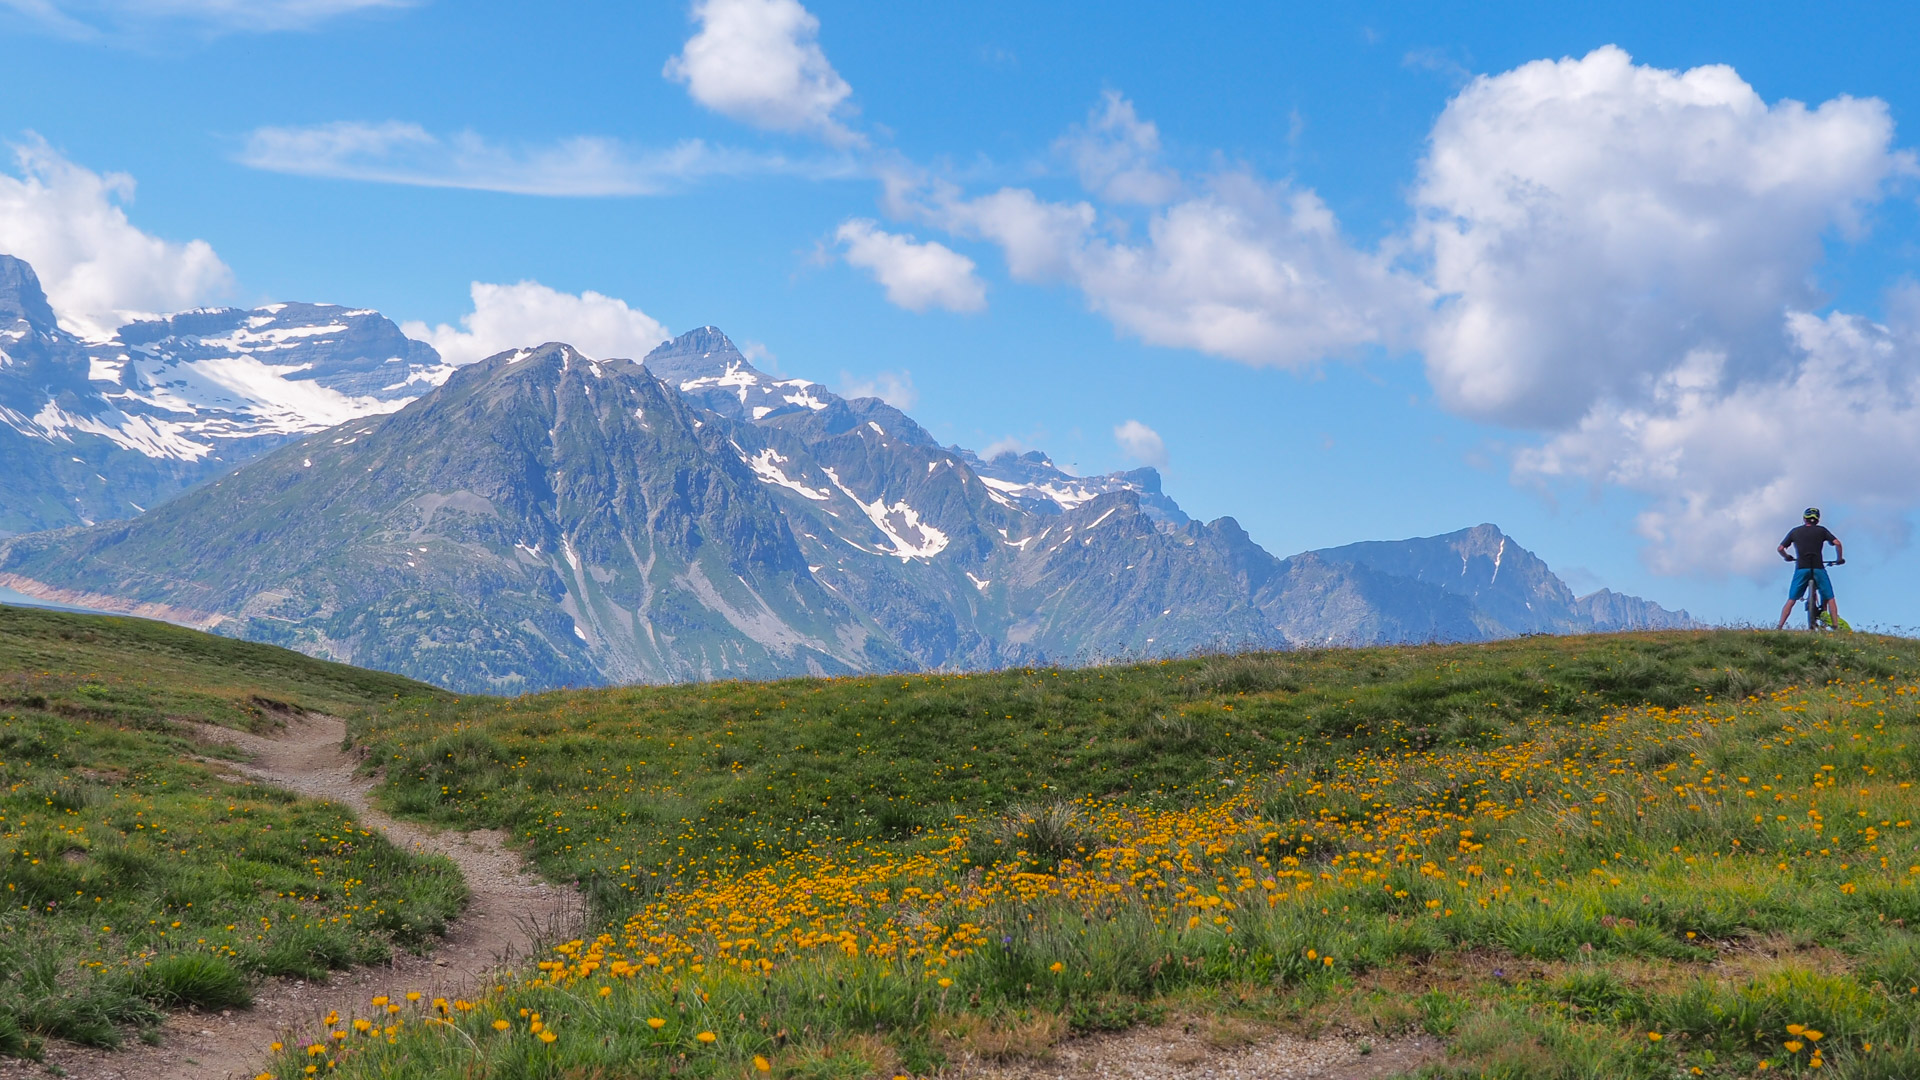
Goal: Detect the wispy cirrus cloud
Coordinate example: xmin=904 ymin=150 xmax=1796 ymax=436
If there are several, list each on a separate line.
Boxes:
xmin=1 ymin=0 xmax=409 ymax=36
xmin=236 ymin=121 xmax=859 ymax=197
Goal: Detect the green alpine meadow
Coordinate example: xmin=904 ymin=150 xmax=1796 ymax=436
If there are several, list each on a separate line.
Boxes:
xmin=9 ymin=604 xmax=1920 ymax=1078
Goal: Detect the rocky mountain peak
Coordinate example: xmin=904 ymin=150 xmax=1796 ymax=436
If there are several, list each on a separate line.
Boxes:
xmin=0 ymin=254 xmax=60 ymax=332
xmin=641 ymin=326 xmax=747 ymax=384
xmin=640 ymin=327 xmax=839 ymax=425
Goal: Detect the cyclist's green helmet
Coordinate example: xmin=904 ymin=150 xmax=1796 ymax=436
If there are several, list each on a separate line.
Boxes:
xmin=1804 ymin=507 xmax=1821 ymax=523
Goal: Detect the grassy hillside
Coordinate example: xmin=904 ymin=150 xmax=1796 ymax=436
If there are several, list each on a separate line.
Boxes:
xmin=263 ymin=630 xmax=1920 ymax=1079
xmin=0 ymin=605 xmax=462 ymax=1058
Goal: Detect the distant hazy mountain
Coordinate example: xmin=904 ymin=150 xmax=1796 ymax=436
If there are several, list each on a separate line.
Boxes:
xmin=0 ymin=318 xmax=1698 ymax=691
xmin=0 ymin=253 xmax=451 ymax=535
xmin=1311 ymin=523 xmax=1695 ymax=636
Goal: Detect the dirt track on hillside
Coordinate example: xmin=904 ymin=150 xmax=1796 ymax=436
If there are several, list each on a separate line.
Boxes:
xmin=0 ymin=714 xmax=577 ymax=1080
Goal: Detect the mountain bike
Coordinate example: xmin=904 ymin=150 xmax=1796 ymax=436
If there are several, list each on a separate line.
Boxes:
xmin=1805 ymin=559 xmax=1847 ymax=631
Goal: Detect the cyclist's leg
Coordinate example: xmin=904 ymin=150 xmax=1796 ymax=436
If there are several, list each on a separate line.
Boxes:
xmin=1783 ymin=569 xmax=1813 ymax=628
xmin=1816 ymin=568 xmax=1839 ymax=622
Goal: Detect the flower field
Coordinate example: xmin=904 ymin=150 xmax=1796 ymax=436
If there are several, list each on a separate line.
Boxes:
xmin=256 ymin=631 xmax=1920 ymax=1078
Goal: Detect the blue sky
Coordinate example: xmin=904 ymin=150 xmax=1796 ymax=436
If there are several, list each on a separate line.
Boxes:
xmin=3 ymin=0 xmax=1919 ymax=629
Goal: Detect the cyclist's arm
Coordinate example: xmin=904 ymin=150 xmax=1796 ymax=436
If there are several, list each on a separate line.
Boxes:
xmin=1778 ymin=541 xmax=1793 ymax=561
xmin=1831 ymin=537 xmax=1844 ymax=562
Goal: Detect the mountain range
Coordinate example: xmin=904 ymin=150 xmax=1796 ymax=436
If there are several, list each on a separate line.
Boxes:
xmin=0 ymin=255 xmax=450 ymax=535
xmin=0 ymin=253 xmax=1697 ymax=691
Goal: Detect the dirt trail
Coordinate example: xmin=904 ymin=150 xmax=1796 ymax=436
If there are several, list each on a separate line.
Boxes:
xmin=0 ymin=714 xmax=576 ymax=1080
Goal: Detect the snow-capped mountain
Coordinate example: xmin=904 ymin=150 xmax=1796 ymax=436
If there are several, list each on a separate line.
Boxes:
xmin=961 ymin=449 xmax=1190 ymax=526
xmin=107 ymin=301 xmax=452 ymax=437
xmin=1 ymin=254 xmax=452 ymax=534
xmin=2 ymin=258 xmax=1700 ymax=689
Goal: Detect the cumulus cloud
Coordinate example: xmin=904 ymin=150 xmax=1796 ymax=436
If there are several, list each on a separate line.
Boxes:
xmin=1056 ymin=90 xmax=1182 ymax=205
xmin=910 ymin=167 xmax=1425 ymax=367
xmin=1113 ymin=419 xmax=1168 ymax=468
xmin=401 ymin=281 xmax=669 ymax=367
xmin=874 ymin=92 xmax=1426 ymax=366
xmin=664 ymin=0 xmax=859 ymax=146
xmin=1519 ymin=302 xmax=1920 ymax=577
xmin=835 ymin=219 xmax=985 ymax=313
xmin=0 ymin=136 xmax=231 ymax=338
xmin=1414 ymin=45 xmax=1908 ymax=428
xmin=836 ymin=368 xmax=917 ymax=409
xmin=238 ymin=121 xmax=853 ymax=197
xmin=1395 ymin=47 xmax=1920 ymax=574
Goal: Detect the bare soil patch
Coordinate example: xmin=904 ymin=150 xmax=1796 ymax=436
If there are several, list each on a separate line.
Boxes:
xmin=945 ymin=1021 xmax=1441 ymax=1080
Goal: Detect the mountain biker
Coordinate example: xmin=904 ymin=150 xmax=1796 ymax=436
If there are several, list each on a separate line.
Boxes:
xmin=1775 ymin=507 xmax=1843 ymax=630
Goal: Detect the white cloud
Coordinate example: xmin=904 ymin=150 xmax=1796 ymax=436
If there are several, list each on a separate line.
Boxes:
xmin=1414 ymin=45 xmax=1908 ymax=428
xmin=738 ymin=339 xmax=778 ymax=370
xmin=1399 ymin=46 xmax=1920 ymax=576
xmin=979 ymin=435 xmax=1033 ymax=460
xmin=238 ymin=121 xmax=853 ymax=197
xmin=1056 ymin=90 xmax=1181 ymax=205
xmin=0 ymin=136 xmax=231 ymax=338
xmin=401 ymin=281 xmax=669 ymax=367
xmin=3 ymin=0 xmax=408 ymax=34
xmin=836 ymin=368 xmax=916 ymax=409
xmin=913 ymin=167 xmax=1425 ymax=367
xmin=878 ymin=94 xmax=1425 ymax=367
xmin=835 ymin=219 xmax=985 ymax=313
xmin=1519 ymin=302 xmax=1920 ymax=577
xmin=1113 ymin=418 xmax=1168 ymax=468
xmin=664 ymin=0 xmax=859 ymax=146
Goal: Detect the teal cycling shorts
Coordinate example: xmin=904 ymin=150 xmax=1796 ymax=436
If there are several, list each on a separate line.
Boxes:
xmin=1789 ymin=567 xmax=1834 ymax=601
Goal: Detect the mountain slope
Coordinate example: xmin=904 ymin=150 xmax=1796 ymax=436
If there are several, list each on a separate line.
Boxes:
xmin=0 ymin=343 xmax=900 ymax=691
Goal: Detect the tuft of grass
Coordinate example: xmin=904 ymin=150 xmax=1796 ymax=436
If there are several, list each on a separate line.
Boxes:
xmin=967 ymin=800 xmax=1099 ymax=868
xmin=139 ymin=953 xmax=251 ymax=1010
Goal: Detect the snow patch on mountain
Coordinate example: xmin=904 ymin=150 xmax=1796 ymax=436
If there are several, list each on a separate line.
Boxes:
xmin=745 ymin=447 xmax=831 ymax=500
xmin=822 ymin=467 xmax=950 ymax=561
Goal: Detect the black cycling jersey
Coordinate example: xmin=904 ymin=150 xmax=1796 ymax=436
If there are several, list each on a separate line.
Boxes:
xmin=1782 ymin=524 xmax=1837 ymax=569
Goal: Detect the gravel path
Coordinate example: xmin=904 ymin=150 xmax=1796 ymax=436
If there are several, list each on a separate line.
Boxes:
xmin=0 ymin=714 xmax=577 ymax=1080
